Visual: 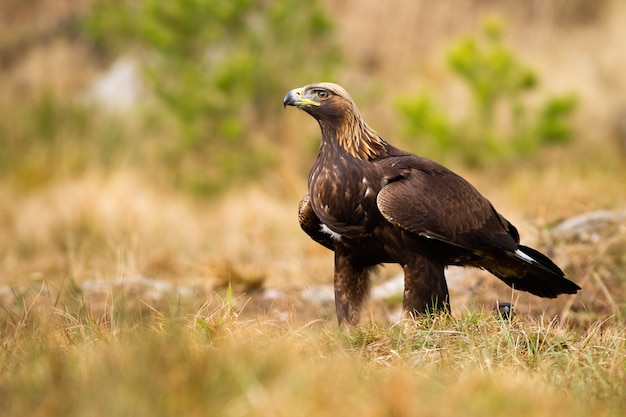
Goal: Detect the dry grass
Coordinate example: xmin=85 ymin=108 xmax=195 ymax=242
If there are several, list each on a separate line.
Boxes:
xmin=1 ymin=162 xmax=624 ymax=415
xmin=2 ymin=294 xmax=626 ymax=417
xmin=1 ymin=165 xmax=622 ymax=325
xmin=2 ymin=0 xmax=626 ymax=415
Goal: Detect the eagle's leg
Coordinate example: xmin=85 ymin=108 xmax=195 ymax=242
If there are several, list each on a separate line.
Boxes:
xmin=402 ymin=255 xmax=450 ymax=318
xmin=333 ymin=250 xmax=372 ymax=326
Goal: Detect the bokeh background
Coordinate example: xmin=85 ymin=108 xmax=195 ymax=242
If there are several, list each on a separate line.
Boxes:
xmin=1 ymin=0 xmax=625 ymax=325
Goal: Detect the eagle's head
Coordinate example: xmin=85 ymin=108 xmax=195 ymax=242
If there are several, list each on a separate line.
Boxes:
xmin=283 ymin=82 xmax=356 ymax=123
xmin=283 ymin=82 xmax=387 ymax=160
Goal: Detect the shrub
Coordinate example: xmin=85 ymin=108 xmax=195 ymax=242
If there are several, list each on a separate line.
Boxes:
xmin=0 ymin=93 xmax=127 ymax=189
xmin=84 ymin=0 xmax=340 ymax=195
xmin=397 ymin=17 xmax=577 ymax=166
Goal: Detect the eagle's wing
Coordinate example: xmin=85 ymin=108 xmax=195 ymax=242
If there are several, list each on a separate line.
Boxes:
xmin=298 ymin=193 xmax=335 ymax=251
xmin=376 ymin=156 xmax=518 ymax=252
xmin=376 ymin=155 xmax=580 ymax=298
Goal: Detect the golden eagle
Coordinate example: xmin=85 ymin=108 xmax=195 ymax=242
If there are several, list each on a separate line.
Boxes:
xmin=284 ymin=82 xmax=580 ymax=325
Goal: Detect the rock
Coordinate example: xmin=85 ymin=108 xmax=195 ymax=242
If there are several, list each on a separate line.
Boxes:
xmin=84 ymin=58 xmax=143 ymax=111
xmin=551 ymin=210 xmax=626 ymax=242
xmin=300 ymin=285 xmax=335 ymax=305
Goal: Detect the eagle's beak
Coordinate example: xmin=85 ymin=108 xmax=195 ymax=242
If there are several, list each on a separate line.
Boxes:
xmin=283 ymin=87 xmax=320 ymax=109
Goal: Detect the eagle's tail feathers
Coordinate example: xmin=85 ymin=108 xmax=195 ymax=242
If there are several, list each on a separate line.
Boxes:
xmin=487 ymin=245 xmax=581 ymax=298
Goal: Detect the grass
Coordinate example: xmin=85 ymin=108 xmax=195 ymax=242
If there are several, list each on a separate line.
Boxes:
xmin=2 ymin=290 xmax=626 ymax=417
xmin=1 ymin=162 xmax=623 ymax=414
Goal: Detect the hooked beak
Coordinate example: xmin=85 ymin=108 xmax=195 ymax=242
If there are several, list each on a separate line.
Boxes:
xmin=283 ymin=87 xmax=321 ymax=109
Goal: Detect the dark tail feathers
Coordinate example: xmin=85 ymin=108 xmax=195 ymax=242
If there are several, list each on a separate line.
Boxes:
xmin=488 ymin=245 xmax=581 ymax=298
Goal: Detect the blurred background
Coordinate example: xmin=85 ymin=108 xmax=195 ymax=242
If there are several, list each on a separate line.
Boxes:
xmin=1 ymin=0 xmax=625 ymax=325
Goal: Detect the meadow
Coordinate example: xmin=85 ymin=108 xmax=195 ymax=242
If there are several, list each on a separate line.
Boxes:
xmin=1 ymin=0 xmax=626 ymax=415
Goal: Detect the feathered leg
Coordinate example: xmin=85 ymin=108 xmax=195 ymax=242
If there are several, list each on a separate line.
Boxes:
xmin=333 ymin=249 xmax=372 ymax=326
xmin=403 ymin=254 xmax=450 ymax=317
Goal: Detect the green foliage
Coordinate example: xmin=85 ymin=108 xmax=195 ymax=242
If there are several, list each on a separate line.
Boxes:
xmin=447 ymin=18 xmax=538 ymax=125
xmin=397 ymin=17 xmax=577 ymax=166
xmin=0 ymin=93 xmax=127 ymax=189
xmin=84 ymin=0 xmax=340 ymax=195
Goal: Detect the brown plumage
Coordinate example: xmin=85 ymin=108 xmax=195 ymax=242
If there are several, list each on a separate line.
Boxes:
xmin=284 ymin=82 xmax=580 ymax=326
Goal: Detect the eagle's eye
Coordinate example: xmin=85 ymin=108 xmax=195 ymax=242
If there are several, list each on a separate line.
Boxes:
xmin=315 ymin=89 xmax=330 ymax=99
